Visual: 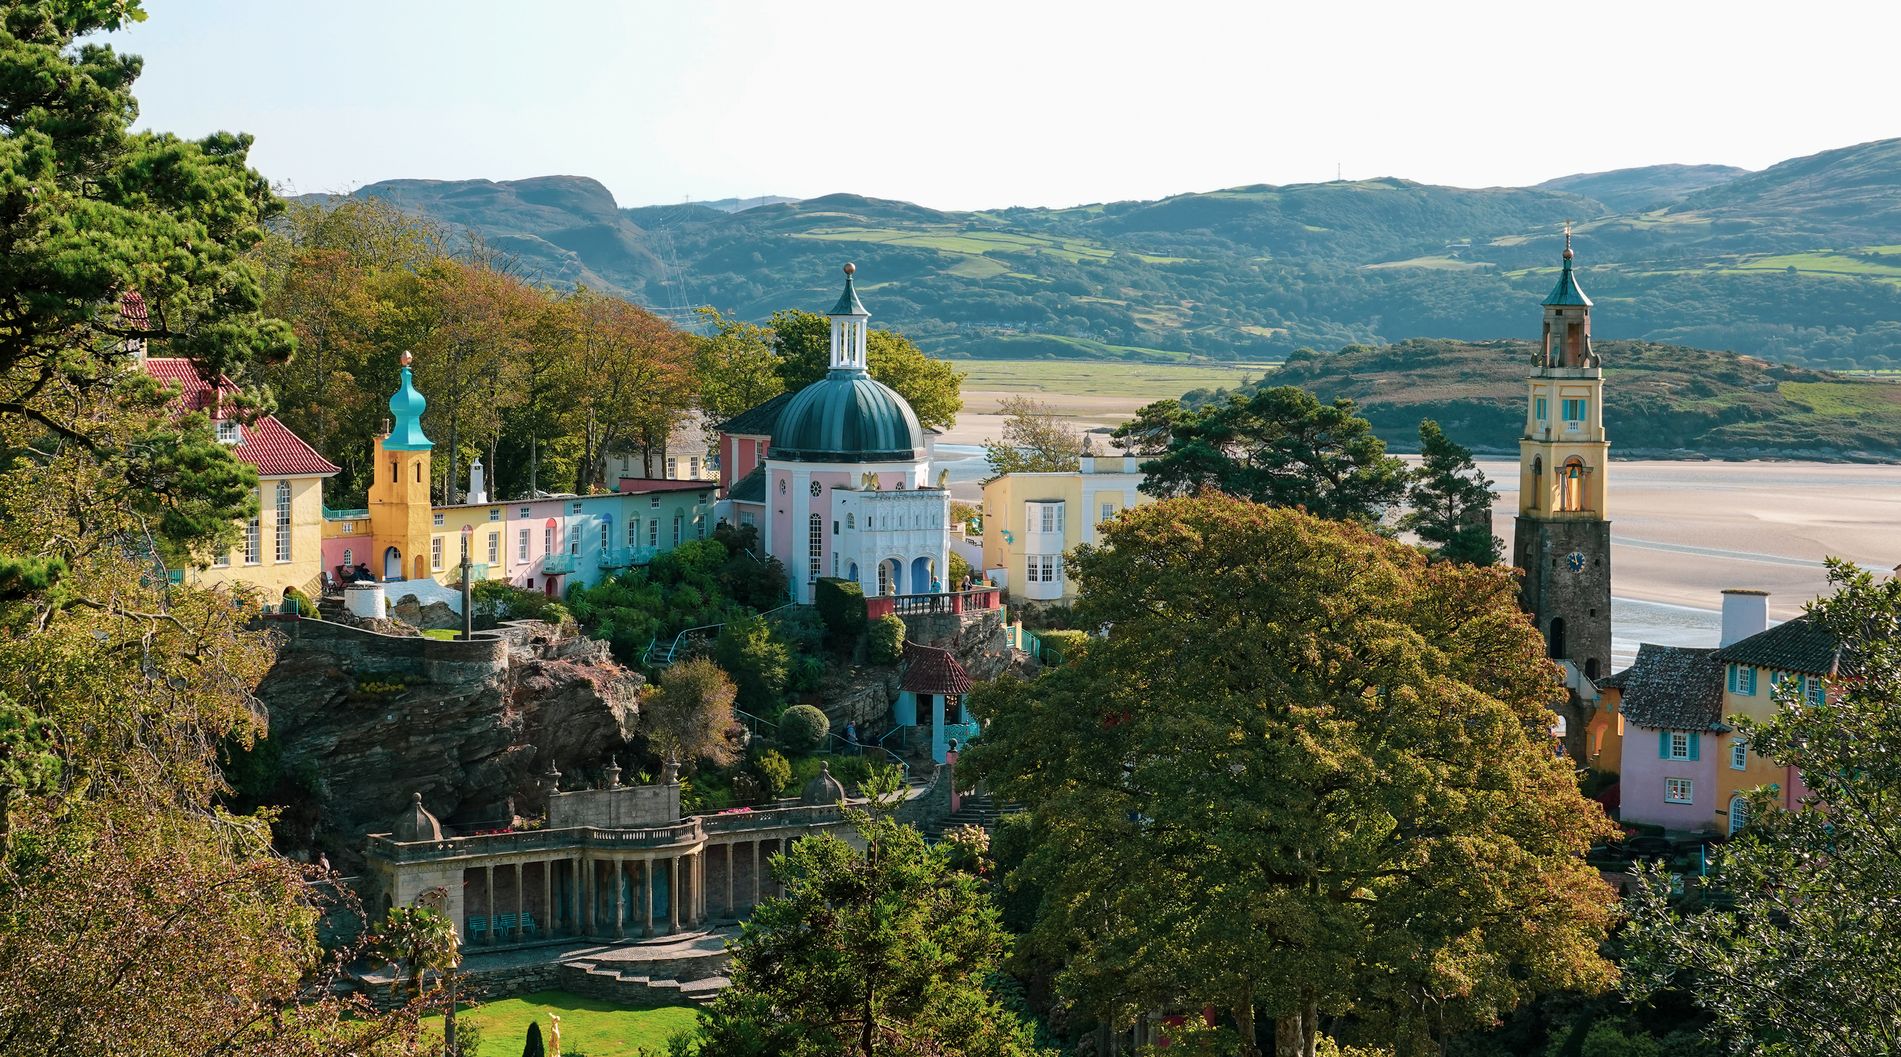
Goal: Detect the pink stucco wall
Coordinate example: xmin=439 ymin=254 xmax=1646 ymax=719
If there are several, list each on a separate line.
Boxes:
xmin=323 ymin=530 xmax=370 ymax=580
xmin=1620 ymin=726 xmax=1721 ymax=832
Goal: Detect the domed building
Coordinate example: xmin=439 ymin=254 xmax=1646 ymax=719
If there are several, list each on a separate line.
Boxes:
xmin=719 ymin=266 xmax=951 ymax=604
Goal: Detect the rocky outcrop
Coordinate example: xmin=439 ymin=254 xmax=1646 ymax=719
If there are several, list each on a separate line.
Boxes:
xmin=390 ymin=594 xmax=459 ymax=630
xmin=810 ymin=609 xmax=1026 ymax=736
xmin=258 ymin=618 xmax=641 ymax=868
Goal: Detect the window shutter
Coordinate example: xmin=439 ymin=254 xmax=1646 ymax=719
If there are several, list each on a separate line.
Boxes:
xmin=1688 ymin=733 xmax=1701 ymax=761
xmin=1658 ymin=731 xmax=1670 ymax=759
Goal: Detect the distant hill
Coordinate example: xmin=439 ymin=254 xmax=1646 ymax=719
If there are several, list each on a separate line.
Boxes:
xmin=333 ymin=137 xmax=1901 ymax=370
xmin=1254 ymin=339 xmax=1901 ymax=461
xmin=675 ymin=195 xmax=800 ymax=213
xmin=1537 ymin=163 xmax=1746 ymax=212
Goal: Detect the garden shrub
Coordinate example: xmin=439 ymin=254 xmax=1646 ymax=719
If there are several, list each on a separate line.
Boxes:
xmin=1038 ymin=628 xmax=1092 ymax=665
xmin=814 ymin=577 xmax=867 ymax=645
xmin=778 ymin=704 xmax=830 ymax=753
xmin=753 ymin=749 xmax=792 ymax=799
xmin=868 ymin=613 xmax=906 ymax=665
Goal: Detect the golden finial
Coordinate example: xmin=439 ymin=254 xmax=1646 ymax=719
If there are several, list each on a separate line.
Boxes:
xmin=400 ymin=350 xmax=413 ymax=367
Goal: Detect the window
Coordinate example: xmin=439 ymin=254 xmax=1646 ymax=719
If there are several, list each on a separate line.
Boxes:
xmin=847 ymin=512 xmax=855 ymax=529
xmin=689 ymin=456 xmax=700 ymax=477
xmin=274 ymin=482 xmax=292 ymax=562
xmin=807 ymin=514 xmax=822 ymax=583
xmin=600 ymin=522 xmax=611 ymax=550
xmin=488 ymin=508 xmax=500 ymax=522
xmin=667 ymin=458 xmax=678 ymax=479
xmin=649 ymin=519 xmax=659 ymax=547
xmin=1027 ymin=554 xmax=1062 ymax=583
xmin=430 ymin=536 xmax=443 ymax=571
xmin=243 ymin=516 xmax=260 ymax=564
xmin=458 ymin=532 xmax=469 ymax=561
xmin=1100 ymin=501 xmax=1115 ymax=524
xmin=517 ymin=529 xmax=529 ymax=561
xmin=341 ymin=548 xmax=352 ymax=569
xmin=415 ymin=462 xmax=421 ymax=484
xmin=1729 ymin=795 xmax=1750 ymax=835
xmin=740 ymin=511 xmax=756 ymax=528
xmin=432 ymin=512 xmax=445 ymax=527
xmin=1562 ymin=398 xmax=1587 ymax=424
xmin=571 ymin=502 xmax=582 ymax=515
xmin=1728 ymin=664 xmax=1758 ymax=695
xmin=673 ymin=515 xmax=683 ymax=547
xmin=544 ymin=525 xmax=554 ymax=555
xmin=1035 ymin=503 xmax=1064 ymax=534
xmin=340 ymin=521 xmax=354 ymax=534
xmin=697 ymin=516 xmax=706 ymax=540
xmin=1805 ymin=675 xmax=1825 ymax=705
xmin=1731 ymin=739 xmax=1748 ymax=770
xmin=1668 ymin=731 xmax=1692 ymax=760
xmin=1560 ymin=458 xmax=1586 ymax=512
xmin=519 ymin=506 xmax=531 ymax=517
xmin=216 ymin=418 xmax=242 ymax=445
xmin=1665 ymin=777 xmax=1695 ymax=805
xmin=213 ymin=547 xmax=230 ymax=568
xmin=487 ymin=532 xmax=499 ymax=565
xmin=1534 ymin=397 xmax=1548 ymax=424
xmin=650 ymin=496 xmax=661 ymax=508
xmin=627 ymin=519 xmax=638 ymax=546
xmin=392 ymin=462 xmax=399 ymax=485
xmin=568 ymin=525 xmax=580 ymax=555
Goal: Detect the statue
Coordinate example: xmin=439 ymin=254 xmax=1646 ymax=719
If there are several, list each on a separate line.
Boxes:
xmin=936 ymin=469 xmax=949 ymax=490
xmin=550 ymin=1014 xmax=561 ymax=1057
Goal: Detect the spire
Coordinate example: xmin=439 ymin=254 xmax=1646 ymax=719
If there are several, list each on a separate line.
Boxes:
xmin=384 ymin=350 xmax=433 ymax=451
xmin=1542 ymin=223 xmax=1592 ymax=308
xmin=827 ymin=263 xmax=870 ymax=372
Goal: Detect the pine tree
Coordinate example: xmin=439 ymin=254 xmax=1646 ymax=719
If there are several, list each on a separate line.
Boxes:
xmin=1401 ymin=419 xmax=1502 ymax=565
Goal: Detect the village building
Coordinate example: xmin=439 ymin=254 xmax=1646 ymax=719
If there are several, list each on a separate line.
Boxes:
xmin=979 ymin=455 xmax=1150 ymax=601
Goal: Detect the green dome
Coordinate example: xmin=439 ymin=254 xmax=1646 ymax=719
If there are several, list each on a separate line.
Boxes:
xmin=772 ymin=370 xmax=924 ymax=463
xmin=386 ymin=362 xmax=432 ymax=451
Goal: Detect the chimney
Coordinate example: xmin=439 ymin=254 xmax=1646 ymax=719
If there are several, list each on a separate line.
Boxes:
xmin=1720 ymin=589 xmax=1769 ymax=647
xmin=468 ymin=457 xmax=488 ymax=504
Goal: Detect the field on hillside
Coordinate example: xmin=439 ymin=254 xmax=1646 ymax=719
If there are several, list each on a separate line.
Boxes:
xmin=954 ymin=359 xmax=1272 ymax=401
xmin=423 ymin=992 xmax=698 ymax=1057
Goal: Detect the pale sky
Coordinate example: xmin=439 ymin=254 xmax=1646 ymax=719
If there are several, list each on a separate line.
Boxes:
xmin=109 ymin=0 xmax=1900 ymax=212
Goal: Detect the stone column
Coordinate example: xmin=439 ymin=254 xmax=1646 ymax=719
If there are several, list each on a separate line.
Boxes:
xmin=724 ymin=843 xmax=735 ymax=919
xmin=513 ymin=861 xmax=525 ymax=941
xmin=612 ymin=857 xmax=625 ymax=940
xmin=644 ymin=858 xmax=656 ymax=937
xmin=580 ymin=856 xmax=592 ymax=937
xmin=541 ymin=861 xmax=552 ymax=940
xmin=751 ymin=840 xmax=761 ymax=907
xmin=484 ymin=864 xmax=496 ymax=945
xmin=669 ymin=855 xmax=680 ymax=933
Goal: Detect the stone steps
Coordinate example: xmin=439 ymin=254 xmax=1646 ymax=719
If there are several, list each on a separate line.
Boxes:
xmin=921 ymin=795 xmax=1025 ymax=842
xmin=558 ymin=961 xmax=730 ymax=1006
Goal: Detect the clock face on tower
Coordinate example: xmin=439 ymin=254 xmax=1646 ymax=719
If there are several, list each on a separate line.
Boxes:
xmin=1566 ymin=550 xmax=1587 ymax=573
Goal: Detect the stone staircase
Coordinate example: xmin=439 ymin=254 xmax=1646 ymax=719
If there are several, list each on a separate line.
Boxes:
xmin=921 ymin=792 xmax=1023 ymax=842
xmin=558 ymin=961 xmax=730 ymax=1006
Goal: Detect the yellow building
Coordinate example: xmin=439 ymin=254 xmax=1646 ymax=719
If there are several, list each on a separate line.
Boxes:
xmin=367 ymin=351 xmax=435 ymax=582
xmin=1582 ymin=683 xmax=1624 ymax=775
xmin=979 ymin=456 xmax=1151 ymax=603
xmin=144 ymin=357 xmax=339 ymax=600
xmin=431 ymin=502 xmax=508 ymax=587
xmin=1710 ymin=594 xmax=1834 ymax=835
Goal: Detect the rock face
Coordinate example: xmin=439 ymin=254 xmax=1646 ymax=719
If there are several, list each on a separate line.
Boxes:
xmin=810 ymin=609 xmax=1024 ymax=736
xmin=258 ymin=618 xmax=641 ymax=867
xmin=391 ymin=595 xmax=460 ymax=630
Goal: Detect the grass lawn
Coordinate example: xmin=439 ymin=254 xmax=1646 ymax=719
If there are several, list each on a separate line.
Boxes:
xmin=424 ymin=991 xmax=699 ymax=1057
xmin=420 ymin=628 xmax=460 ymax=640
xmin=957 ymin=358 xmax=1273 ymax=401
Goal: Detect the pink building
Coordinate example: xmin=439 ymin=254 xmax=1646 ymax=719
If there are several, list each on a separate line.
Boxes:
xmin=1607 ymin=644 xmax=1726 ymax=832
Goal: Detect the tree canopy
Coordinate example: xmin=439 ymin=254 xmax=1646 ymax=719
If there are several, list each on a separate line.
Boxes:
xmin=964 ymin=494 xmax=1617 ymax=1056
xmin=982 ymin=395 xmax=1083 ymax=483
xmin=767 ymin=308 xmax=964 ymax=431
xmin=1401 ymin=418 xmax=1502 ymax=565
xmin=1136 ymin=386 xmax=1409 ymax=524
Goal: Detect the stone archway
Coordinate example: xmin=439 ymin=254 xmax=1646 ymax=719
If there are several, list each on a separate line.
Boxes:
xmin=383 ymin=546 xmax=403 ymax=581
xmin=911 ymin=555 xmax=936 ymax=593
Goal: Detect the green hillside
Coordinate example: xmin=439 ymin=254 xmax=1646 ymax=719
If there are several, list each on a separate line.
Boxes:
xmin=1256 ymin=339 xmax=1901 ymax=460
xmin=331 ymin=137 xmax=1901 ymax=370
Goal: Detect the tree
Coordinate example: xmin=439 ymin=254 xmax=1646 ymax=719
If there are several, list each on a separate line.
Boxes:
xmin=1137 ymin=386 xmax=1409 ymax=525
xmin=557 ymin=288 xmax=697 ymax=491
xmin=412 ymin=260 xmax=545 ymax=503
xmin=982 ymin=395 xmax=1083 ymax=483
xmin=0 ymin=6 xmax=433 ymax=1051
xmin=964 ymin=495 xmax=1617 ymax=1057
xmin=1623 ymin=560 xmax=1901 ymax=1057
xmin=645 ymin=658 xmax=739 ymax=767
xmin=714 ymin=614 xmax=791 ymax=715
xmin=1109 ymin=398 xmax=1188 ymax=456
xmin=1401 ymin=419 xmax=1502 ymax=565
xmin=695 ymin=809 xmax=1048 ymax=1057
xmin=375 ymin=904 xmax=460 ymax=1000
xmin=696 ymin=307 xmax=785 ymax=432
xmin=769 ymin=308 xmax=963 ymax=431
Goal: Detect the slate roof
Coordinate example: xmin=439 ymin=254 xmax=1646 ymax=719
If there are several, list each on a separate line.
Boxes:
xmin=1714 ymin=616 xmax=1841 ymax=677
xmin=728 ymin=464 xmax=767 ymax=504
xmin=143 ymin=358 xmax=340 ymax=478
xmin=1612 ymin=644 xmax=1726 ymax=732
xmin=715 ymin=391 xmax=795 ymax=437
xmin=900 ymin=641 xmax=972 ymax=696
xmin=1542 ymin=253 xmax=1593 ymax=308
xmin=830 ymin=273 xmax=868 ymax=316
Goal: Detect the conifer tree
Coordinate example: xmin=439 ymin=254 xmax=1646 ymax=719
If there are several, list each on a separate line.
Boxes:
xmin=1401 ymin=418 xmax=1502 ymax=565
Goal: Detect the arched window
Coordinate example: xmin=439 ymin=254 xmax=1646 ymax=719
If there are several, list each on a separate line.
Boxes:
xmin=808 ymin=514 xmax=823 ymax=584
xmin=342 ymin=547 xmax=353 ymax=569
xmin=1560 ymin=457 xmax=1587 ymax=512
xmin=1585 ymin=657 xmax=1599 ymax=681
xmin=1548 ymin=617 xmax=1566 ymax=660
xmin=1729 ymin=794 xmax=1750 ymax=836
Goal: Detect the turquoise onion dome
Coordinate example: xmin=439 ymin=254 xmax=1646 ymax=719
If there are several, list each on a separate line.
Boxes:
xmin=772 ymin=371 xmax=924 ymax=462
xmin=385 ymin=351 xmax=432 ymax=451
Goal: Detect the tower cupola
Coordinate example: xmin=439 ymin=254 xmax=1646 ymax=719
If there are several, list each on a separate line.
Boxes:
xmin=385 ymin=350 xmax=432 ymax=450
xmin=1539 ymin=225 xmax=1596 ymax=368
xmin=827 ymin=262 xmax=870 ymax=373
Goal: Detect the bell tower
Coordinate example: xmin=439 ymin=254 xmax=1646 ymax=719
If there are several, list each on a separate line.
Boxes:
xmin=367 ymin=351 xmax=434 ymax=582
xmin=1514 ymin=227 xmax=1612 ymax=689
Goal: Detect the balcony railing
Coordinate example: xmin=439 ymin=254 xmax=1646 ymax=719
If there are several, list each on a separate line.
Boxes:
xmin=599 ymin=546 xmax=659 ymax=570
xmin=541 ymin=553 xmax=579 ymax=575
xmin=866 ymin=587 xmax=1002 ymax=620
xmin=366 ymin=817 xmax=705 ymax=863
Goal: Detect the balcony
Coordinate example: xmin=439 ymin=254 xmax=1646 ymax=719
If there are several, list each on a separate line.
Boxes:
xmin=366 ymin=817 xmax=704 ymax=864
xmin=866 ymin=587 xmax=1003 ymax=619
xmin=541 ymin=553 xmax=579 ymax=575
xmin=599 ymin=546 xmax=659 ymax=570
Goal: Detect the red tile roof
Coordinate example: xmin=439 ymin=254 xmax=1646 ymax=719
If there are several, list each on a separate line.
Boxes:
xmin=900 ymin=641 xmax=972 ymax=695
xmin=142 ymin=358 xmax=340 ymax=478
xmin=119 ymin=290 xmax=149 ymax=328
